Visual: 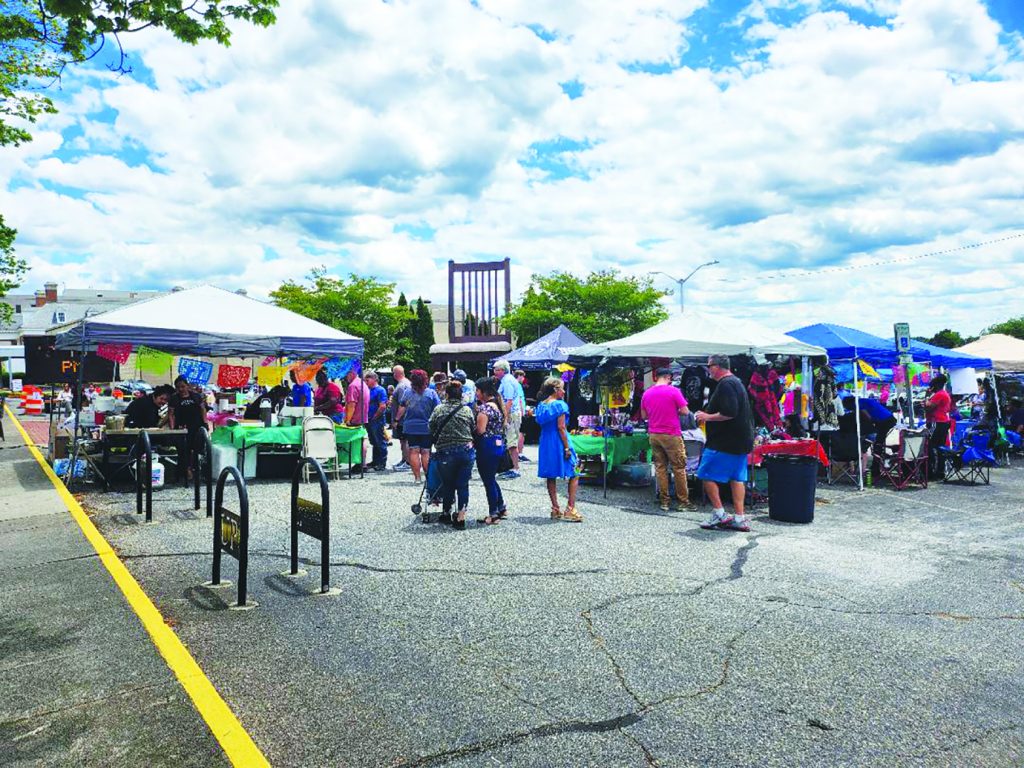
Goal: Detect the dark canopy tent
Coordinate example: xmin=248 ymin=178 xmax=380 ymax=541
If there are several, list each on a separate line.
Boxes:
xmin=492 ymin=324 xmax=587 ymax=370
xmin=55 ymin=285 xmax=364 ymax=359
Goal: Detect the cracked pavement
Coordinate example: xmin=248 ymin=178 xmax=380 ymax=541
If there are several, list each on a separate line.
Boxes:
xmin=56 ymin=444 xmax=1024 ymax=766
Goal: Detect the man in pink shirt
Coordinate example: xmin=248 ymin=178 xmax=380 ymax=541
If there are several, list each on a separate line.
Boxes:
xmin=344 ymin=369 xmax=370 ymax=426
xmin=641 ymin=367 xmax=693 ymax=511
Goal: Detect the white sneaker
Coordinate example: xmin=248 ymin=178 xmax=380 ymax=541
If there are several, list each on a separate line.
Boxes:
xmin=699 ymin=511 xmax=732 ymax=530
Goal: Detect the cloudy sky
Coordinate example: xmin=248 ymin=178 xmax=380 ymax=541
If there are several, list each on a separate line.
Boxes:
xmin=3 ymin=0 xmax=1023 ymax=338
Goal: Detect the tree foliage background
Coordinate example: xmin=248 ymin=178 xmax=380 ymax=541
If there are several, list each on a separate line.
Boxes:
xmin=502 ymin=270 xmax=668 ymax=346
xmin=271 ymin=271 xmax=429 ymax=369
xmin=0 ymin=0 xmax=277 ymax=300
xmin=985 ymin=316 xmax=1024 ymax=341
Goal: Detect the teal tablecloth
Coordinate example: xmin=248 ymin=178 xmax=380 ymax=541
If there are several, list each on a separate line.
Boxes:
xmin=212 ymin=424 xmax=365 ymax=463
xmin=570 ymin=432 xmax=651 ymax=470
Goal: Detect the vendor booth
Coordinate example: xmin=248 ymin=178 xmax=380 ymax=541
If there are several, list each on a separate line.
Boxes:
xmin=787 ymin=323 xmax=907 ymax=490
xmin=52 ymin=286 xmax=366 ymax=486
xmin=567 ymin=310 xmax=828 ymax=497
xmin=495 ymin=324 xmax=587 ymax=371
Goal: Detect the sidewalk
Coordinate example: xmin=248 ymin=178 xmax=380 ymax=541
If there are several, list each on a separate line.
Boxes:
xmin=0 ymin=409 xmax=231 ymax=767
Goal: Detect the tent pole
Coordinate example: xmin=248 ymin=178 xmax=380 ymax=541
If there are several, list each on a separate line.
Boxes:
xmin=853 ymin=358 xmax=863 ymax=491
xmin=67 ymin=313 xmax=90 ymax=485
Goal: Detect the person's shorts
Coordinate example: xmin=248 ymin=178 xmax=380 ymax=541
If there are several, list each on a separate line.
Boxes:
xmin=696 ymin=448 xmax=748 ymax=483
xmin=406 ymin=433 xmax=432 ymax=450
xmin=505 ymin=410 xmax=523 ymax=447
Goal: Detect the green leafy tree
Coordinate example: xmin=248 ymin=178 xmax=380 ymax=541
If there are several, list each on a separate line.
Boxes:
xmin=271 ymin=270 xmax=409 ymax=368
xmin=411 ymin=298 xmax=435 ymax=370
xmin=503 ymin=270 xmax=668 ymax=346
xmin=986 ymin=316 xmax=1024 ymax=340
xmin=1 ymin=0 xmax=278 ymax=301
xmin=0 ymin=214 xmax=26 ymax=324
xmin=392 ymin=292 xmax=418 ymax=370
xmin=923 ymin=329 xmax=970 ymax=349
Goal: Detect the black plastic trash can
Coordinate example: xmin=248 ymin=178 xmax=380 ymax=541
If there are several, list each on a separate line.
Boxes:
xmin=765 ymin=455 xmax=817 ymax=524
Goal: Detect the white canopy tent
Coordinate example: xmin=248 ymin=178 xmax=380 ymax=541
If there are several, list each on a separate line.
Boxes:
xmin=954 ymin=334 xmax=1024 ymax=372
xmin=54 ymin=285 xmax=363 ymax=359
xmin=568 ymin=310 xmax=827 ymax=361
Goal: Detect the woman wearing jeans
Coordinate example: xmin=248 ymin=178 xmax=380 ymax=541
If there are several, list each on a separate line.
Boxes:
xmin=428 ymin=382 xmax=476 ymax=530
xmin=474 ymin=377 xmax=507 ymax=525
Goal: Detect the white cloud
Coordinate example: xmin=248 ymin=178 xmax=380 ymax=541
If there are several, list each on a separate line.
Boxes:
xmin=2 ymin=0 xmax=1024 ymax=339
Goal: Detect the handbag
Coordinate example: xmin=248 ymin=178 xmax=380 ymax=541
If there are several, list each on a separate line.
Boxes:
xmin=497 ymin=448 xmax=514 ymax=473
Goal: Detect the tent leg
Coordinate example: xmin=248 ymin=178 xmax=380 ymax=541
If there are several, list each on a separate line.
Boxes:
xmin=854 ymin=359 xmax=863 ymax=491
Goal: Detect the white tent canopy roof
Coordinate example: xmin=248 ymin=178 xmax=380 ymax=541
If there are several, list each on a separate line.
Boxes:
xmin=954 ymin=334 xmax=1024 ymax=372
xmin=569 ymin=309 xmax=827 ymax=361
xmin=54 ymin=285 xmax=363 ymax=359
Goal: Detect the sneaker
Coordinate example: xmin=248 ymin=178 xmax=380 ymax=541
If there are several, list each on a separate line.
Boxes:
xmin=676 ymin=500 xmax=696 ymax=511
xmin=499 ymin=470 xmax=521 ymax=480
xmin=520 ymin=455 xmax=532 ymax=462
xmin=727 ymin=515 xmax=751 ymax=532
xmin=659 ymin=502 xmax=670 ymax=512
xmin=699 ymin=511 xmax=732 ymax=530
xmin=393 ymin=461 xmax=411 ymax=472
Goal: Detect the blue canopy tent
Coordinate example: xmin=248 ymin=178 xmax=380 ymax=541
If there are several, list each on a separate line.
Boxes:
xmin=492 ymin=324 xmax=587 ymax=371
xmin=786 ymin=323 xmax=906 ymax=366
xmin=908 ymin=340 xmax=991 ymax=371
xmin=54 ymin=285 xmax=364 ymax=359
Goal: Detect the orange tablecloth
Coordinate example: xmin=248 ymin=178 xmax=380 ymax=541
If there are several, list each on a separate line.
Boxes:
xmin=750 ymin=439 xmax=829 ymax=467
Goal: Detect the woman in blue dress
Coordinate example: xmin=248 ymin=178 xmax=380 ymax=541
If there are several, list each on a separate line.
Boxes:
xmin=534 ymin=377 xmax=583 ymax=522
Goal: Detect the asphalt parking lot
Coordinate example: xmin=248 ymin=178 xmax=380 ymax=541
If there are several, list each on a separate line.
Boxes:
xmin=75 ymin=449 xmax=1024 ymax=767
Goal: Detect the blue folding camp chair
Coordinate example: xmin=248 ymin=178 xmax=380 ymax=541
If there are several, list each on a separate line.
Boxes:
xmin=940 ymin=429 xmax=998 ymax=486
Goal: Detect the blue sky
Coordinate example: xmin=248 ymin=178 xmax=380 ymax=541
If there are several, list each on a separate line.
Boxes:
xmin=2 ymin=0 xmax=1023 ymax=337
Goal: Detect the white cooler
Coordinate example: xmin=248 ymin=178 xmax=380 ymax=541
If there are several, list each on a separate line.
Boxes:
xmin=211 ymin=444 xmax=258 ymax=480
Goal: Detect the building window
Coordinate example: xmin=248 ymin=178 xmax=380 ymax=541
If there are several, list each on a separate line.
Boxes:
xmin=14 ymin=304 xmax=21 ymax=314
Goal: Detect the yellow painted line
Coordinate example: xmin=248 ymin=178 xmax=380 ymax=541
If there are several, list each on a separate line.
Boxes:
xmin=3 ymin=405 xmax=270 ymax=767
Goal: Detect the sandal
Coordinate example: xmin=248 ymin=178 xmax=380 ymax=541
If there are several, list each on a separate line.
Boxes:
xmin=550 ymin=505 xmax=562 ymax=520
xmin=496 ymin=508 xmax=509 ymax=520
xmin=479 ymin=516 xmax=500 ymax=525
xmin=562 ymin=506 xmax=583 ymax=523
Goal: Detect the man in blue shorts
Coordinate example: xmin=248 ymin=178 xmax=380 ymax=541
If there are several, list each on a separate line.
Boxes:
xmin=695 ymin=354 xmax=754 ymax=532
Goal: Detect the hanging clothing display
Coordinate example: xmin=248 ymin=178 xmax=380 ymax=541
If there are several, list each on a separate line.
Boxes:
xmin=681 ymin=366 xmax=711 ymax=412
xmin=813 ymin=366 xmax=840 ymax=430
xmin=748 ymin=368 xmax=784 ymax=431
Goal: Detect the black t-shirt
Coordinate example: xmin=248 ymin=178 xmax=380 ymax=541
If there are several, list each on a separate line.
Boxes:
xmin=705 ymin=375 xmax=754 ymax=455
xmin=125 ymin=396 xmax=160 ymax=429
xmin=169 ymin=390 xmax=205 ymax=430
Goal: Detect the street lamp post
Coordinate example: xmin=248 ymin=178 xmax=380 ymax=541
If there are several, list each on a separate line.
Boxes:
xmin=649 ymin=261 xmax=720 ymax=313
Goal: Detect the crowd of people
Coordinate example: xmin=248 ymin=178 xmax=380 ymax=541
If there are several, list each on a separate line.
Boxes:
xmin=388 ymin=363 xmax=581 ymax=528
xmin=60 ymin=350 xmax=1023 ymax=532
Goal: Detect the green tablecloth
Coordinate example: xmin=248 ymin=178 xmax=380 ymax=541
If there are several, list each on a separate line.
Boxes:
xmin=212 ymin=424 xmax=365 ymax=462
xmin=570 ymin=432 xmax=651 ymax=470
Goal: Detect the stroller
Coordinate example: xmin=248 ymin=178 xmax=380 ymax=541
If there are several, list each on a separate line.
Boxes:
xmin=410 ymin=455 xmax=444 ymax=521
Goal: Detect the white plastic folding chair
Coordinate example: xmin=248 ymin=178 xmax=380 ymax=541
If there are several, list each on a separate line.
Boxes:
xmin=301 ymin=416 xmax=340 ymax=481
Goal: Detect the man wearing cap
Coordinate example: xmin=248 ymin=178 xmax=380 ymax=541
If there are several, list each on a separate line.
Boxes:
xmin=641 ymin=367 xmax=693 ymax=511
xmin=452 ymin=369 xmax=475 ymax=405
xmin=695 ymin=354 xmax=755 ymax=532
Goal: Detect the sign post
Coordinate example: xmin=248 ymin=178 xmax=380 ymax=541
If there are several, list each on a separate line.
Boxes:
xmin=135 ymin=430 xmax=153 ymax=523
xmin=212 ymin=466 xmax=252 ymax=608
xmin=893 ymin=322 xmax=915 ymax=426
xmin=289 ymin=457 xmax=337 ymax=595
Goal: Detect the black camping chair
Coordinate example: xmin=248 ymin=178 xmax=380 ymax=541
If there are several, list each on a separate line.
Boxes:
xmin=827 ymin=431 xmax=867 ymax=486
